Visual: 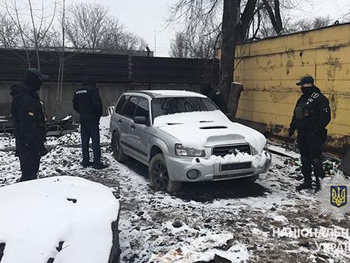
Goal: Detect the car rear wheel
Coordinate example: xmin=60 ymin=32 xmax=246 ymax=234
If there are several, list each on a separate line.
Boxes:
xmin=149 ymin=153 xmax=181 ymax=193
xmin=112 ymin=131 xmax=128 ymax=162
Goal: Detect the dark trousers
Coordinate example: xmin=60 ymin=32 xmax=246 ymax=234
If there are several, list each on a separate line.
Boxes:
xmin=81 ymin=123 xmax=101 ymax=166
xmin=16 ymin=138 xmax=41 ymax=181
xmin=297 ymin=131 xmax=325 ymax=185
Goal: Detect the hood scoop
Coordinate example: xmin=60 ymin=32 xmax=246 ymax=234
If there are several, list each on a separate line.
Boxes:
xmin=166 ymin=122 xmax=182 ymax=125
xmin=200 ymin=126 xmax=227 ymax=130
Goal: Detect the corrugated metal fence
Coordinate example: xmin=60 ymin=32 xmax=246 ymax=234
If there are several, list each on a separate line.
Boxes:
xmin=0 ymin=49 xmax=219 ymax=84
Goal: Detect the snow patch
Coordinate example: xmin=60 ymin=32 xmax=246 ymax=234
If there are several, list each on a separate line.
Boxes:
xmin=154 ymin=111 xmax=266 ymax=152
xmin=0 ymin=176 xmax=119 ymax=263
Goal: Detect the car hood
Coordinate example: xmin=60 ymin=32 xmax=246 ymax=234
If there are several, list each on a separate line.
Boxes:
xmin=154 ymin=110 xmax=266 ymax=153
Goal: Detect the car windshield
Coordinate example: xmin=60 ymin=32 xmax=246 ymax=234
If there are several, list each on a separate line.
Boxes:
xmin=151 ymin=97 xmax=218 ymax=120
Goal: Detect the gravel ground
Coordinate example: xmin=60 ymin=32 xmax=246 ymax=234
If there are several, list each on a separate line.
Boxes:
xmin=1 ymin=124 xmax=349 ymax=263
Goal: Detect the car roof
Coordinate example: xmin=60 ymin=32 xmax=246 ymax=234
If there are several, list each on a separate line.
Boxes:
xmin=123 ymin=90 xmax=207 ymax=99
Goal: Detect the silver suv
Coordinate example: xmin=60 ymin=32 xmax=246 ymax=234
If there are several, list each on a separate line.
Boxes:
xmin=109 ymin=90 xmax=271 ymax=193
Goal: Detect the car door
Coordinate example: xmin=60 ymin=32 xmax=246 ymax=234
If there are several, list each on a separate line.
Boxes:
xmin=132 ymin=97 xmax=151 ymax=164
xmin=118 ymin=96 xmax=139 ymax=157
xmin=110 ymin=94 xmax=128 ymax=134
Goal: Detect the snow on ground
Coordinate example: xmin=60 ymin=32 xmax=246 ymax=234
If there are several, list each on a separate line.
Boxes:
xmin=0 ymin=176 xmax=119 ymax=263
xmin=1 ymin=116 xmax=350 ymax=263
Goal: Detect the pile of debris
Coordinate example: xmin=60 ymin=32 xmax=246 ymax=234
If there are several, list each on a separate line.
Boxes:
xmin=0 ymin=115 xmax=77 ymax=138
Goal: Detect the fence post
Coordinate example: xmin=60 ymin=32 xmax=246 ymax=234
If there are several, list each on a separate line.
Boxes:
xmin=146 ymin=47 xmax=151 ymax=90
xmin=128 ymin=56 xmax=133 ymax=81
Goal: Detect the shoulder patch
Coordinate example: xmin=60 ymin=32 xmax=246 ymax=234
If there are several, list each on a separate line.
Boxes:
xmin=311 ymin=92 xmax=320 ymax=99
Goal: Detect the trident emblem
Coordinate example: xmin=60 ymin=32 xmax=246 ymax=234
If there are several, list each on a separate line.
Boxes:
xmin=330 ymin=185 xmax=347 ymax=208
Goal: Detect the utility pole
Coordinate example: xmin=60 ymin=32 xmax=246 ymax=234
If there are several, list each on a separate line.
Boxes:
xmin=146 ymin=47 xmax=151 ymax=90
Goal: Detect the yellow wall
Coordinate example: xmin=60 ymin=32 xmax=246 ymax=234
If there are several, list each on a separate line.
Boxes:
xmin=234 ymin=23 xmax=350 ymax=149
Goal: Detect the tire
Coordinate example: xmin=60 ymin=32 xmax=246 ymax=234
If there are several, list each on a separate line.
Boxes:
xmin=149 ymin=153 xmax=181 ymax=193
xmin=111 ymin=131 xmax=128 ymax=163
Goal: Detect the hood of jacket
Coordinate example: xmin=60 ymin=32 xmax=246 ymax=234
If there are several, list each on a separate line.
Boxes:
xmin=10 ymin=84 xmax=31 ymax=97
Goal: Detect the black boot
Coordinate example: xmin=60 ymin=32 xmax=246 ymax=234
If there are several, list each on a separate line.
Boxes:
xmin=93 ymin=162 xmax=109 ymax=169
xmin=297 ymin=156 xmax=313 ymax=191
xmin=296 ymin=181 xmax=313 ymax=191
xmin=314 ymin=176 xmax=321 ymax=193
xmin=312 ymin=158 xmax=325 ymax=179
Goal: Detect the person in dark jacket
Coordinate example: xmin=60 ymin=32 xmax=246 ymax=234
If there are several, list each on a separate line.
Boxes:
xmin=200 ymin=84 xmax=230 ymax=114
xmin=289 ymin=76 xmax=331 ymax=192
xmin=10 ymin=68 xmax=49 ymax=182
xmin=73 ymin=77 xmax=107 ymax=169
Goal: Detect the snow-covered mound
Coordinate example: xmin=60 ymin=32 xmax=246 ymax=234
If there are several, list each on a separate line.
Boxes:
xmin=0 ymin=176 xmax=120 ymax=263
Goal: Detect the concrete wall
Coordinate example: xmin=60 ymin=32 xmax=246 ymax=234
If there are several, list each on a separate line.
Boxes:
xmin=234 ymin=23 xmax=350 ymax=152
xmin=0 ymin=82 xmax=200 ymax=120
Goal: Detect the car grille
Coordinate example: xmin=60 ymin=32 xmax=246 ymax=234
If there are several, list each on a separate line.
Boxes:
xmin=212 ymin=144 xmax=251 ymax=157
xmin=213 ymin=172 xmax=254 ymax=180
xmin=221 ymin=162 xmax=252 ymax=171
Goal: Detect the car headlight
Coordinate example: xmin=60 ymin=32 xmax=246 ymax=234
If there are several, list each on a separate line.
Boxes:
xmin=251 ymin=146 xmax=258 ymax=155
xmin=175 ymin=144 xmax=205 ymax=157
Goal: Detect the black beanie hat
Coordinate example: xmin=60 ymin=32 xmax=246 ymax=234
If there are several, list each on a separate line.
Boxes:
xmin=24 ymin=68 xmax=49 ymax=91
xmin=82 ymin=76 xmax=97 ymax=86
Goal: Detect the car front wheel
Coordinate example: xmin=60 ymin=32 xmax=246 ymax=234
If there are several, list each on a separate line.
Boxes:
xmin=111 ymin=131 xmax=128 ymax=162
xmin=149 ymin=153 xmax=181 ymax=193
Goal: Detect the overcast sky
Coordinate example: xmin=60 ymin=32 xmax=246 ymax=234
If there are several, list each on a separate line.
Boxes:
xmin=75 ymin=0 xmax=179 ymax=57
xmin=79 ymin=0 xmax=350 ymax=57
xmin=3 ymin=0 xmax=350 ymax=57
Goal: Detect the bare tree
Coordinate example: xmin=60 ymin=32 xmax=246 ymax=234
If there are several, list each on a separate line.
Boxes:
xmin=101 ymin=30 xmax=148 ymax=54
xmin=64 ymin=3 xmax=119 ymax=51
xmin=170 ymin=33 xmax=190 ymax=58
xmin=284 ymin=16 xmax=332 ymax=34
xmin=168 ymin=0 xmax=253 ymax=117
xmin=261 ymin=0 xmax=283 ymax=34
xmin=64 ymin=3 xmax=147 ymax=54
xmin=170 ymin=31 xmax=218 ymax=58
xmin=55 ymin=0 xmax=66 ymax=115
xmin=0 ymin=12 xmax=21 ymax=48
xmin=167 ymin=0 xmax=309 ymax=118
xmin=220 ymin=0 xmax=239 ymax=105
xmin=2 ymin=0 xmax=57 ymax=68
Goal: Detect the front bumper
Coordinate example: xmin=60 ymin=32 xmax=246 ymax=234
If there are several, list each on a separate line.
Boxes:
xmin=165 ymin=150 xmax=272 ymax=182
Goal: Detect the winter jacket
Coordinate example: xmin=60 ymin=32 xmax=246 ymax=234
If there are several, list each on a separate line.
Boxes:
xmin=290 ymin=86 xmax=331 ymax=136
xmin=73 ymin=84 xmax=103 ymax=125
xmin=10 ymin=84 xmax=46 ymax=149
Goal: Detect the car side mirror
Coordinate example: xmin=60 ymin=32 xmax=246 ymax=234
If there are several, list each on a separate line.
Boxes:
xmin=134 ymin=116 xmax=148 ymax=125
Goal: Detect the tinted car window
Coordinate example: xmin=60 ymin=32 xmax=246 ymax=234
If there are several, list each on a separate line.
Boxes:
xmin=135 ymin=98 xmax=150 ymax=121
xmin=115 ymin=95 xmax=129 ymax=114
xmin=122 ymin=96 xmax=139 ymax=119
xmin=151 ymin=97 xmax=218 ymax=120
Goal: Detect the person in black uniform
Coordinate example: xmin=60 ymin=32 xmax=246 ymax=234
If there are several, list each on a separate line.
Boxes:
xmin=200 ymin=84 xmax=230 ymax=115
xmin=73 ymin=77 xmax=107 ymax=169
xmin=289 ymin=76 xmax=331 ymax=192
xmin=10 ymin=68 xmax=49 ymax=182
